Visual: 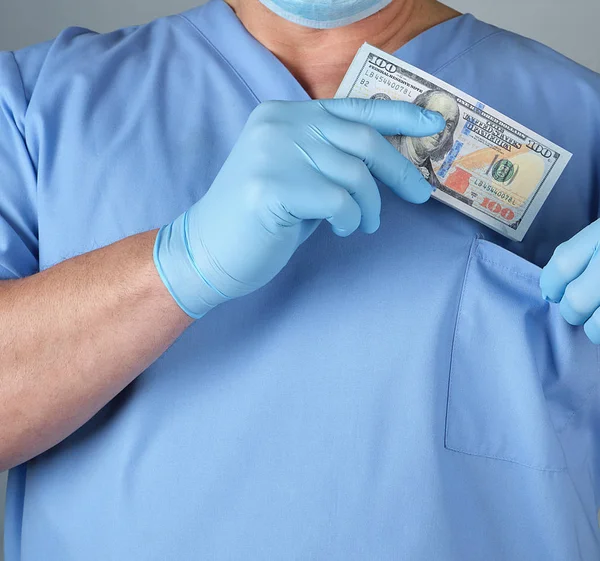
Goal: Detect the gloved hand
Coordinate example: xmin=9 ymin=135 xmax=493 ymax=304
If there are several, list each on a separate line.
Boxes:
xmin=540 ymin=219 xmax=600 ymax=343
xmin=154 ymin=98 xmax=446 ymax=319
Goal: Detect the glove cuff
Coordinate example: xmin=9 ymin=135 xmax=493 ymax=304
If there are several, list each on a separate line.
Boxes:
xmin=153 ymin=211 xmax=225 ymax=319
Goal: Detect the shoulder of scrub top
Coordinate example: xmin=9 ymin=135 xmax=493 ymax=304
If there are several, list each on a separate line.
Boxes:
xmin=454 ymin=22 xmax=600 ymax=108
xmin=9 ymin=13 xmax=201 ymax=108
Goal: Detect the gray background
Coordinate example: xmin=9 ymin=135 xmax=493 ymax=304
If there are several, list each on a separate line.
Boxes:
xmin=1 ymin=0 xmax=600 ymax=72
xmin=0 ymin=0 xmax=598 ymax=558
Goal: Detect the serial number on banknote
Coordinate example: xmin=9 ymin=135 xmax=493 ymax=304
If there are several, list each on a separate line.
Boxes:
xmin=335 ymin=44 xmax=573 ymax=241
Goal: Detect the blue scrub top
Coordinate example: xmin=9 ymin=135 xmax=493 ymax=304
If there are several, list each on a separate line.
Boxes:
xmin=3 ymin=1 xmax=600 ymax=559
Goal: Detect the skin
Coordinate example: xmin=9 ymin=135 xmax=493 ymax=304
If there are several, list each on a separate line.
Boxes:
xmin=0 ymin=0 xmax=460 ymax=471
xmin=224 ymin=0 xmax=460 ymax=98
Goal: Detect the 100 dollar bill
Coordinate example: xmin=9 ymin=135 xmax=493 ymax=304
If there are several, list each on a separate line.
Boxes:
xmin=334 ymin=43 xmax=572 ymax=241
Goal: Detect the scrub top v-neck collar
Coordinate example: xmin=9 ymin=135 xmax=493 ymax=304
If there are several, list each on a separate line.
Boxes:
xmin=180 ymin=0 xmax=499 ymax=103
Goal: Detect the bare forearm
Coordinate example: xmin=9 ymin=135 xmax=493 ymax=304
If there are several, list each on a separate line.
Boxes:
xmin=0 ymin=230 xmax=194 ymax=470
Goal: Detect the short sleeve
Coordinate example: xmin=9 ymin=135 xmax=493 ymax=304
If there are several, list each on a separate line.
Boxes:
xmin=0 ymin=50 xmax=39 ymax=279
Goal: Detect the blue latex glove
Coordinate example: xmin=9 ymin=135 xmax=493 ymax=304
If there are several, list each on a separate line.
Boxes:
xmin=540 ymin=219 xmax=600 ymax=343
xmin=154 ymin=99 xmax=446 ymax=319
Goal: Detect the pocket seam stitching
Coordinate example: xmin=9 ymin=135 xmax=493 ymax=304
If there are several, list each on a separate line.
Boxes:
xmin=477 ymin=256 xmax=539 ymax=283
xmin=443 ymin=441 xmax=567 ymax=472
xmin=444 ymin=237 xmax=477 ymax=454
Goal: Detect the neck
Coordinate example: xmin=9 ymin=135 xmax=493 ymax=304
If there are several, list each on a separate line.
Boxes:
xmin=223 ymin=0 xmax=460 ymax=98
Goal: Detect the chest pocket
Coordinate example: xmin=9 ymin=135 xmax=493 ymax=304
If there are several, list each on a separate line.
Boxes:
xmin=445 ymin=238 xmax=599 ymax=471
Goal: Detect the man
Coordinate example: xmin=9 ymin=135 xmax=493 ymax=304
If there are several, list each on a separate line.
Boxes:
xmin=1 ymin=0 xmax=600 ymax=559
xmin=387 ymin=89 xmax=460 ymax=188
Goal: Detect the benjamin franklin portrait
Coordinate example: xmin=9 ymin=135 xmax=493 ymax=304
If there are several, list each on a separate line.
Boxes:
xmin=380 ymin=90 xmax=460 ymax=189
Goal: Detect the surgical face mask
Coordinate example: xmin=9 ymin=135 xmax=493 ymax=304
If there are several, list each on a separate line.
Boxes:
xmin=258 ymin=0 xmax=393 ymax=29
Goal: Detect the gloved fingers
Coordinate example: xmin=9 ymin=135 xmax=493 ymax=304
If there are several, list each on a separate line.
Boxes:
xmin=557 ymin=244 xmax=600 ymax=325
xmin=297 ymin=140 xmax=382 ymax=234
xmin=584 ymin=307 xmax=600 ymax=344
xmin=540 ymin=219 xmax=600 ymax=303
xmin=312 ymin=115 xmax=434 ymax=204
xmin=276 ymin=172 xmax=363 ymax=237
xmin=317 ymin=98 xmax=446 ymax=137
